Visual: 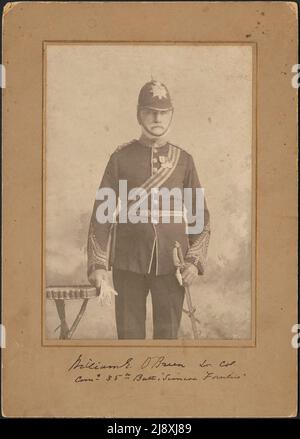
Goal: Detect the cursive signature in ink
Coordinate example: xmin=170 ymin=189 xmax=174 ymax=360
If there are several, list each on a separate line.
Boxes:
xmin=140 ymin=356 xmax=185 ymax=370
xmin=67 ymin=354 xmax=133 ymax=372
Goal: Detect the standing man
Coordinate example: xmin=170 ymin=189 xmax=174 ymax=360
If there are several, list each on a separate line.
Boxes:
xmin=87 ymin=80 xmax=210 ymax=339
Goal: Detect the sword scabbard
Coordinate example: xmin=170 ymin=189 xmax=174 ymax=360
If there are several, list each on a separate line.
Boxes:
xmin=173 ymin=241 xmax=199 ymax=340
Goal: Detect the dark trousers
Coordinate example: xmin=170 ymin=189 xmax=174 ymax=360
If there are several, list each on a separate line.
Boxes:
xmin=112 ymin=255 xmax=185 ymax=339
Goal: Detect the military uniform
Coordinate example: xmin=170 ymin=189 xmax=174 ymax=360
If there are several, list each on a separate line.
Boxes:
xmin=87 ymin=81 xmax=210 ymax=339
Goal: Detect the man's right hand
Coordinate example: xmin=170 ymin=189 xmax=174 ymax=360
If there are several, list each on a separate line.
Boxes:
xmin=88 ymin=269 xmax=108 ymax=288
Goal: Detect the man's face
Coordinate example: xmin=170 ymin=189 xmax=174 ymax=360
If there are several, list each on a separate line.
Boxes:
xmin=138 ymin=107 xmax=173 ymax=137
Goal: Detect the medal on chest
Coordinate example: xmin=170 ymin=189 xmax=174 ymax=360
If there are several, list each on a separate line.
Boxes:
xmin=159 ymin=155 xmax=173 ymax=168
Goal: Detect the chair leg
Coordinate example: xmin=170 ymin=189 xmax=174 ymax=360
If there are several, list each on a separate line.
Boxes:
xmin=54 ymin=299 xmax=70 ymax=339
xmin=67 ymin=299 xmax=89 ymax=339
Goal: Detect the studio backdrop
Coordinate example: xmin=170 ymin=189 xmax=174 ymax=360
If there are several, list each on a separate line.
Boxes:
xmin=44 ymin=44 xmax=253 ymax=340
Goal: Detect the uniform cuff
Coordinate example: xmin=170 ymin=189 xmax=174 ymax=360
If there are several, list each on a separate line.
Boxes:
xmin=185 ymin=257 xmax=204 ymax=275
xmin=87 ymin=263 xmax=106 ymax=277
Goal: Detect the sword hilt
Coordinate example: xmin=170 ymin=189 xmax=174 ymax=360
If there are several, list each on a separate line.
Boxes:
xmin=174 ymin=241 xmax=185 ymax=267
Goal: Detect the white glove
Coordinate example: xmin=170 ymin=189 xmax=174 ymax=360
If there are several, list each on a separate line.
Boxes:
xmin=88 ymin=269 xmax=118 ymax=306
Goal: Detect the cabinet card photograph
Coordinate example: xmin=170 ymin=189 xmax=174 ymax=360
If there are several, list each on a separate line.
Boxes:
xmin=3 ymin=1 xmax=297 ymax=420
xmin=44 ymin=43 xmax=255 ymax=342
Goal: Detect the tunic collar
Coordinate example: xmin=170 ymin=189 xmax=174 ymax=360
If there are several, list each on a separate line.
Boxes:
xmin=138 ymin=133 xmax=168 ymax=149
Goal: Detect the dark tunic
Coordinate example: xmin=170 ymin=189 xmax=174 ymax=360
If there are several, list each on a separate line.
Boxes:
xmin=87 ymin=138 xmax=210 ymax=277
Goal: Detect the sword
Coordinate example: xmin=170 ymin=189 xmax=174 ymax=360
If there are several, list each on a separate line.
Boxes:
xmin=173 ymin=241 xmax=199 ymax=340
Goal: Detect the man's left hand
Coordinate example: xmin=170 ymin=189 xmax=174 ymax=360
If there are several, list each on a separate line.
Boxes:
xmin=98 ymin=279 xmax=118 ymax=307
xmin=181 ymin=263 xmax=198 ymax=286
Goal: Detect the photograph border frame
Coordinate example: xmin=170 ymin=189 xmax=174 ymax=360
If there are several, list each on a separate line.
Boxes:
xmin=42 ymin=40 xmax=257 ymax=348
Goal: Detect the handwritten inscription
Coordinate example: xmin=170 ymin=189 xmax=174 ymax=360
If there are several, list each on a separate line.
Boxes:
xmin=68 ymin=354 xmax=133 ymax=371
xmin=67 ymin=354 xmax=245 ymax=384
xmin=140 ymin=356 xmax=185 ymax=369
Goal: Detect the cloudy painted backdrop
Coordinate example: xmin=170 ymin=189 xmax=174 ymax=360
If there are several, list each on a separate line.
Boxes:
xmin=45 ymin=44 xmax=253 ymax=340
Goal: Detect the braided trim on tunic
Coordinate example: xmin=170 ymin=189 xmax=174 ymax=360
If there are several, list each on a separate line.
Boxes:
xmin=185 ymin=221 xmax=211 ymax=272
xmin=87 ymin=222 xmax=108 ymax=271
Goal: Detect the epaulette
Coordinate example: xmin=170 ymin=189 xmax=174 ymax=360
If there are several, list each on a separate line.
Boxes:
xmin=115 ymin=139 xmax=135 ymax=152
xmin=168 ymin=142 xmax=188 ymax=154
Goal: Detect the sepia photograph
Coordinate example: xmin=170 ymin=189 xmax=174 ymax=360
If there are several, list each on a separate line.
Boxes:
xmin=44 ymin=43 xmax=254 ymax=342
